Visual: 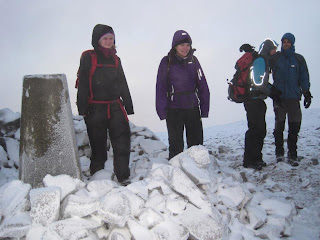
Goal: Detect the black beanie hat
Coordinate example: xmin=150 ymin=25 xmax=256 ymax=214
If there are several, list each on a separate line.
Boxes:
xmin=91 ymin=24 xmax=115 ymax=48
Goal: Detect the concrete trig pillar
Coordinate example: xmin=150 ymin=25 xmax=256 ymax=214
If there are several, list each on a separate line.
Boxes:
xmin=19 ymin=74 xmax=81 ymax=188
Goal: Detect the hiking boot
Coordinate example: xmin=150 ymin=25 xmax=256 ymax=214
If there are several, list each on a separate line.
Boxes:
xmin=243 ymin=162 xmax=262 ymax=171
xmin=120 ymin=179 xmax=131 ymax=186
xmin=288 ymin=153 xmax=299 ymax=167
xmin=258 ymin=160 xmax=267 ymax=167
xmin=276 ymin=154 xmax=284 ymax=163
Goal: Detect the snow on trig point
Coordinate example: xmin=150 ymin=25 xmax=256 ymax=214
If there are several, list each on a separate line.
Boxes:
xmin=19 ymin=74 xmax=81 ymax=188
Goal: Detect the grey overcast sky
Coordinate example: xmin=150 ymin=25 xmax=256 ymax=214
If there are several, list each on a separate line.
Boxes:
xmin=0 ymin=0 xmax=319 ymax=132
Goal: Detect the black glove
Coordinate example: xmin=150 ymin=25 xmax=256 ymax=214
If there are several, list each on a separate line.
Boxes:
xmin=239 ymin=44 xmax=255 ymax=53
xmin=269 ymin=85 xmax=283 ymax=106
xmin=303 ymin=90 xmax=313 ymax=109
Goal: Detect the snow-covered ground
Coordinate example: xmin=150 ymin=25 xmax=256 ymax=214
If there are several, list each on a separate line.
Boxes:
xmin=0 ymin=107 xmax=319 ymax=239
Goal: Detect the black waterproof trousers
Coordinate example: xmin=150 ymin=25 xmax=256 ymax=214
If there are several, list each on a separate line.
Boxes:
xmin=243 ymin=99 xmax=267 ymax=165
xmin=166 ymin=107 xmax=203 ymax=159
xmin=84 ymin=103 xmax=131 ymax=182
xmin=273 ymin=100 xmax=302 ymax=157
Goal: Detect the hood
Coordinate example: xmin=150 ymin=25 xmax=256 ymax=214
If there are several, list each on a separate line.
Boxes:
xmin=91 ymin=24 xmax=115 ymax=49
xmin=258 ymin=39 xmax=278 ymax=58
xmin=171 ymin=30 xmax=192 ymax=48
xmin=281 ymin=32 xmax=295 ymax=56
xmin=281 ymin=32 xmax=295 ymax=45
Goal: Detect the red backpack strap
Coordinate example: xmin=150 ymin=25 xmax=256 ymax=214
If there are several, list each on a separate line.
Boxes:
xmin=75 ymin=50 xmax=96 ymax=89
xmin=114 ymin=55 xmax=119 ymax=68
xmin=88 ymin=50 xmax=97 ymax=100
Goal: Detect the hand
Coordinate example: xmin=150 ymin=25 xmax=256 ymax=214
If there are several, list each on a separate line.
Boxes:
xmin=303 ymin=90 xmax=313 ymax=109
xmin=269 ymin=86 xmax=283 ymax=106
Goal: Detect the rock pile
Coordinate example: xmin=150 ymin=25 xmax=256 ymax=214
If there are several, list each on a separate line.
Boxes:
xmin=0 ymin=108 xmax=297 ymax=239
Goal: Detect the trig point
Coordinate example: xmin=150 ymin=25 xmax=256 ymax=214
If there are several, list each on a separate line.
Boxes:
xmin=19 ymin=74 xmax=81 ymax=188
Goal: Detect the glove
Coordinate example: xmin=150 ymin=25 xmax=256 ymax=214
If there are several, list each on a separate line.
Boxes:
xmin=303 ymin=90 xmax=313 ymax=108
xmin=269 ymin=85 xmax=283 ymax=106
xmin=239 ymin=44 xmax=255 ymax=53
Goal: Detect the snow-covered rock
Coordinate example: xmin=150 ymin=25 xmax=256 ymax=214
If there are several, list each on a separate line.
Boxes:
xmin=0 ymin=180 xmax=31 ymax=217
xmin=175 ymin=203 xmax=228 ymax=240
xmin=29 ymin=186 xmax=61 ymax=226
xmin=140 ymin=139 xmax=167 ymax=154
xmin=43 ymin=174 xmax=85 ymax=200
xmin=61 ymin=194 xmax=100 ymax=219
xmin=98 ymin=191 xmax=130 ymax=228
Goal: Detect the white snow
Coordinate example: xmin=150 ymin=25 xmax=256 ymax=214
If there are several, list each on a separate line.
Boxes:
xmin=0 ymin=107 xmax=319 ymax=239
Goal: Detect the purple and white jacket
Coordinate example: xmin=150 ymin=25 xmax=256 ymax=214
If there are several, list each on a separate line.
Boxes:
xmin=156 ymin=51 xmax=210 ymax=120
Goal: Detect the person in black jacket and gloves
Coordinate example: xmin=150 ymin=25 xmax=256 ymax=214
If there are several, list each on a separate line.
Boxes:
xmin=77 ymin=24 xmax=134 ymax=185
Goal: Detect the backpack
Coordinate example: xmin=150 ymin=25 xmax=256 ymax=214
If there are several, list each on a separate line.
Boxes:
xmin=75 ymin=50 xmax=129 ymax=121
xmin=75 ymin=50 xmax=119 ymax=89
xmin=227 ymin=51 xmax=258 ymax=103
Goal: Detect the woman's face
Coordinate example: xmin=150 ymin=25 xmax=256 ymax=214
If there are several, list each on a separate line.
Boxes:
xmin=99 ymin=34 xmax=114 ymax=49
xmin=269 ymin=48 xmax=277 ymax=55
xmin=175 ymin=43 xmax=191 ymax=58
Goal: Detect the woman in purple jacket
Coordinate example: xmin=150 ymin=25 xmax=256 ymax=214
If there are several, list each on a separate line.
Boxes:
xmin=156 ymin=30 xmax=210 ymax=159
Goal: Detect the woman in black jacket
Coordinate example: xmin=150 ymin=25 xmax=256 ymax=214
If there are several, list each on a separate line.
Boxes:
xmin=77 ymin=24 xmax=134 ymax=185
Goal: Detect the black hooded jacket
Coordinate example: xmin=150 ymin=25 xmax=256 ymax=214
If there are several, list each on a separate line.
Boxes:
xmin=77 ymin=24 xmax=134 ymax=116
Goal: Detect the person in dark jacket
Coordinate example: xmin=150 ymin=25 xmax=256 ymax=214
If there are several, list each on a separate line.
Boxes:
xmin=77 ymin=24 xmax=134 ymax=185
xmin=270 ymin=32 xmax=312 ymax=166
xmin=242 ymin=39 xmax=280 ymax=170
xmin=156 ymin=30 xmax=210 ymax=159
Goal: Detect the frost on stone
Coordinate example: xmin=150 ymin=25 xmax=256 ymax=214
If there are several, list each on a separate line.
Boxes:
xmin=43 ymin=174 xmax=85 ymax=200
xmin=74 ymin=119 xmax=86 ymax=134
xmin=25 ymin=225 xmax=47 ymax=240
xmin=260 ymin=199 xmax=295 ymax=218
xmin=130 ymin=126 xmax=146 ymax=134
xmin=139 ymin=139 xmax=167 ymax=154
xmin=86 ymin=179 xmax=116 ymax=197
xmin=165 ymin=194 xmax=187 ymax=215
xmin=148 ymin=163 xmax=173 ymax=181
xmin=42 ymin=217 xmax=101 ymax=240
xmin=145 ymin=192 xmax=167 ymax=213
xmin=169 ymin=167 xmax=211 ymax=213
xmin=121 ymin=190 xmax=145 ymax=217
xmin=0 ymin=212 xmax=32 ymax=239
xmin=98 ymin=191 xmax=130 ymax=228
xmin=4 ymin=137 xmax=20 ymax=167
xmin=76 ymin=131 xmax=90 ymax=147
xmin=180 ymin=155 xmax=211 ymax=185
xmin=29 ymin=186 xmax=61 ymax=226
xmin=79 ymin=155 xmax=90 ymax=172
xmin=246 ymin=205 xmax=267 ymax=230
xmin=216 ymin=184 xmax=248 ymax=209
xmin=108 ymin=227 xmax=131 ymax=240
xmin=61 ymin=194 xmax=100 ymax=219
xmin=176 ymin=203 xmax=228 ymax=240
xmin=136 ymin=128 xmax=157 ymax=139
xmin=0 ymin=145 xmax=8 ymax=167
xmin=0 ymin=108 xmax=20 ymax=124
xmin=138 ymin=208 xmax=164 ymax=228
xmin=131 ymin=135 xmax=145 ymax=148
xmin=151 ymin=220 xmax=189 ymax=240
xmin=0 ymin=180 xmax=31 ymax=217
xmin=127 ymin=219 xmax=154 ymax=240
xmin=186 ymin=145 xmax=210 ymax=168
xmin=126 ymin=180 xmax=149 ymax=200
xmin=147 ymin=177 xmax=174 ymax=196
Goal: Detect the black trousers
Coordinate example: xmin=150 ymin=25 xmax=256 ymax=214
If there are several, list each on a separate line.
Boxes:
xmin=166 ymin=107 xmax=203 ymax=159
xmin=84 ymin=103 xmax=130 ymax=182
xmin=273 ymin=100 xmax=301 ymax=156
xmin=243 ymin=99 xmax=267 ymax=165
